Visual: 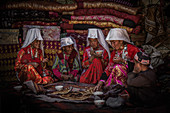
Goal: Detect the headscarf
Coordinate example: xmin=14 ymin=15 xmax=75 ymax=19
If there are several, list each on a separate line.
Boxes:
xmin=106 ymin=28 xmax=131 ymax=46
xmin=86 ymin=28 xmax=111 ymax=59
xmin=61 ymin=36 xmax=81 ymax=69
xmin=134 ymin=52 xmax=150 ymax=65
xmin=21 ymin=28 xmax=44 ymax=56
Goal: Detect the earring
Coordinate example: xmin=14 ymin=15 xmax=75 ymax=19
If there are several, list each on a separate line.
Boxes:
xmin=120 ymin=45 xmax=124 ymax=50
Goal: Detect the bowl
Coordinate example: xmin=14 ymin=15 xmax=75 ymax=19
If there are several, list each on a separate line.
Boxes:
xmin=95 ymin=50 xmax=103 ymax=55
xmin=94 ymin=100 xmax=105 ymax=107
xmin=93 ymin=91 xmax=103 ymax=96
xmin=55 ymin=85 xmax=64 ymax=91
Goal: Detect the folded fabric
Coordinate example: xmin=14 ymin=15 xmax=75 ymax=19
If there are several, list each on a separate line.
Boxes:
xmin=2 ymin=1 xmax=77 ymax=12
xmin=68 ymin=20 xmax=133 ymax=33
xmin=106 ymin=96 xmax=125 ymax=108
xmin=78 ymin=2 xmax=141 ymax=15
xmin=23 ymin=80 xmax=45 ymax=94
xmin=12 ymin=21 xmax=58 ymax=28
xmin=60 ymin=23 xmax=99 ymax=30
xmin=22 ymin=25 xmax=61 ymax=41
xmin=63 ymin=8 xmax=141 ymax=24
xmin=102 ymin=0 xmax=138 ymax=7
xmin=66 ymin=29 xmax=110 ymax=36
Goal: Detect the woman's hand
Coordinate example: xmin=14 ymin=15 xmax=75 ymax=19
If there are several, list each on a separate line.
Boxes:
xmin=94 ymin=81 xmax=103 ymax=91
xmin=61 ymin=74 xmax=69 ymax=81
xmin=133 ymin=64 xmax=141 ymax=73
xmin=43 ymin=58 xmax=48 ymax=63
xmin=113 ymin=57 xmax=124 ymax=64
xmin=68 ymin=74 xmax=74 ymax=81
xmin=28 ymin=62 xmax=39 ymax=68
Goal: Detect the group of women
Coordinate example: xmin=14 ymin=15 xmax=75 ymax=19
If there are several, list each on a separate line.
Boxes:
xmin=15 ymin=28 xmax=140 ymax=88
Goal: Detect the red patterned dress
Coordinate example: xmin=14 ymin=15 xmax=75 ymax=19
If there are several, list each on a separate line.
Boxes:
xmin=15 ymin=45 xmax=54 ymax=84
xmin=80 ymin=45 xmax=109 ymax=84
xmin=101 ymin=44 xmax=140 ymax=86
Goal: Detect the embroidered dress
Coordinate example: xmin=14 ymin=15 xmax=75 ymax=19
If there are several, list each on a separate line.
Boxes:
xmin=15 ymin=45 xmax=54 ymax=84
xmin=102 ymin=44 xmax=140 ymax=86
xmin=52 ymin=50 xmax=80 ymax=81
xmin=80 ymin=45 xmax=109 ymax=84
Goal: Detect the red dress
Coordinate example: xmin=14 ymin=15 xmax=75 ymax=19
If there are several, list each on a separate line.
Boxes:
xmin=102 ymin=43 xmax=140 ymax=86
xmin=15 ymin=45 xmax=54 ymax=84
xmin=80 ymin=45 xmax=109 ymax=84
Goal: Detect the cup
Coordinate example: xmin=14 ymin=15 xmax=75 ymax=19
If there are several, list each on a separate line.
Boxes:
xmin=55 ymin=85 xmax=64 ymax=91
xmin=94 ymin=100 xmax=105 ymax=108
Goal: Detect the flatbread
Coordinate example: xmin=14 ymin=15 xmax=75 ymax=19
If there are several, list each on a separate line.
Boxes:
xmin=59 ymin=87 xmax=94 ymax=100
xmin=51 ymin=87 xmax=71 ymax=95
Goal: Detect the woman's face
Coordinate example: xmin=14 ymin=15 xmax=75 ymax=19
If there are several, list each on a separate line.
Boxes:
xmin=89 ymin=38 xmax=98 ymax=49
xmin=110 ymin=40 xmax=123 ymax=50
xmin=64 ymin=45 xmax=73 ymax=55
xmin=32 ymin=40 xmax=40 ymax=49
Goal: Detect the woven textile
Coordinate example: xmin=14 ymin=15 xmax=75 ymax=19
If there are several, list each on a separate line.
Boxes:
xmin=0 ymin=29 xmax=19 ymax=44
xmin=81 ymin=2 xmax=141 ymax=15
xmin=102 ymin=0 xmax=138 ymax=7
xmin=69 ymin=20 xmax=133 ymax=33
xmin=63 ymin=8 xmax=141 ymax=24
xmin=0 ymin=43 xmax=21 ymax=81
xmin=12 ymin=21 xmax=58 ymax=28
xmin=2 ymin=1 xmax=77 ymax=12
xmin=22 ymin=25 xmax=60 ymax=41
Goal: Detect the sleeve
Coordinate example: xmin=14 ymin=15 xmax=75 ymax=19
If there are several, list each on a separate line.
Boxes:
xmin=104 ymin=51 xmax=115 ymax=76
xmin=100 ymin=51 xmax=115 ymax=81
xmin=101 ymin=49 xmax=109 ymax=69
xmin=39 ymin=49 xmax=43 ymax=62
xmin=82 ymin=48 xmax=91 ymax=68
xmin=52 ymin=54 xmax=62 ymax=79
xmin=128 ymin=44 xmax=140 ymax=62
xmin=70 ymin=55 xmax=80 ymax=77
xmin=127 ymin=72 xmax=150 ymax=87
xmin=15 ymin=49 xmax=25 ymax=72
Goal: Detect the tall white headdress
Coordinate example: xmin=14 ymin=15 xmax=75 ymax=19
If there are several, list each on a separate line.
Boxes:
xmin=87 ymin=28 xmax=111 ymax=59
xmin=106 ymin=28 xmax=131 ymax=46
xmin=61 ymin=36 xmax=81 ymax=69
xmin=21 ymin=28 xmax=44 ymax=56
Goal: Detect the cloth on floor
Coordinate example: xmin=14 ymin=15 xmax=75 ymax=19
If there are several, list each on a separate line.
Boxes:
xmin=142 ymin=45 xmax=164 ymax=68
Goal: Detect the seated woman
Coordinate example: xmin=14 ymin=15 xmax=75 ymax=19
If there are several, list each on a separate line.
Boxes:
xmin=52 ymin=36 xmax=81 ymax=82
xmin=80 ymin=28 xmax=110 ymax=84
xmin=15 ymin=28 xmax=54 ymax=84
xmin=94 ymin=28 xmax=140 ymax=90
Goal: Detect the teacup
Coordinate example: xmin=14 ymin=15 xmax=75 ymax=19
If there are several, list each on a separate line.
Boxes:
xmin=55 ymin=85 xmax=64 ymax=91
xmin=93 ymin=91 xmax=103 ymax=96
xmin=95 ymin=50 xmax=103 ymax=55
xmin=94 ymin=100 xmax=105 ymax=108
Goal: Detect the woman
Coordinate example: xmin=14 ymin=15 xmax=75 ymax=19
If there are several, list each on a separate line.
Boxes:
xmin=15 ymin=28 xmax=54 ymax=84
xmin=80 ymin=28 xmax=110 ymax=84
xmin=94 ymin=28 xmax=140 ymax=90
xmin=52 ymin=36 xmax=81 ymax=82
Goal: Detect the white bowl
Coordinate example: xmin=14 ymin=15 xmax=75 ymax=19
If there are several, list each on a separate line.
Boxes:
xmin=55 ymin=85 xmax=64 ymax=91
xmin=94 ymin=100 xmax=105 ymax=107
xmin=95 ymin=50 xmax=103 ymax=55
xmin=93 ymin=91 xmax=103 ymax=96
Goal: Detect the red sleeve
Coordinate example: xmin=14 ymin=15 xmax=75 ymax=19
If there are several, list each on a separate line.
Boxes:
xmin=101 ymin=49 xmax=109 ymax=69
xmin=104 ymin=51 xmax=116 ymax=76
xmin=82 ymin=47 xmax=91 ymax=68
xmin=127 ymin=44 xmax=140 ymax=62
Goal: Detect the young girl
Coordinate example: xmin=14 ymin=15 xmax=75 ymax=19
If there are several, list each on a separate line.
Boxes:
xmin=52 ymin=36 xmax=81 ymax=82
xmin=80 ymin=28 xmax=110 ymax=84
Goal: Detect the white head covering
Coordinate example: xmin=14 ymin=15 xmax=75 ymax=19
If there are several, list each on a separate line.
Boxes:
xmin=106 ymin=28 xmax=131 ymax=46
xmin=87 ymin=28 xmax=111 ymax=59
xmin=61 ymin=36 xmax=81 ymax=69
xmin=21 ymin=28 xmax=44 ymax=56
